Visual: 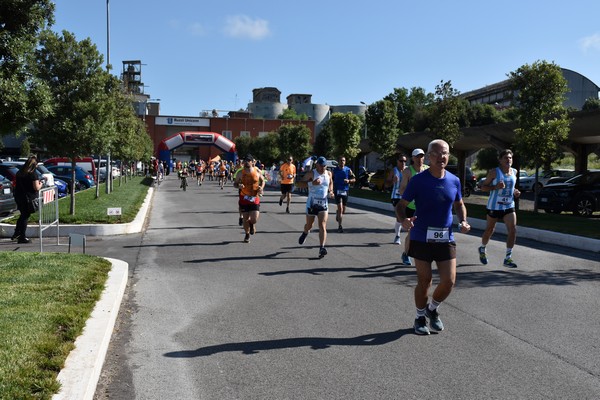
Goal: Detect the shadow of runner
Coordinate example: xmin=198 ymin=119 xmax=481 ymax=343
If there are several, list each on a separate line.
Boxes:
xmin=164 ymin=329 xmax=413 ymax=357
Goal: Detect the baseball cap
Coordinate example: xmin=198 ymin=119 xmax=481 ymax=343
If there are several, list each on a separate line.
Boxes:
xmin=243 ymin=154 xmax=254 ymax=161
xmin=316 ymin=156 xmax=327 ymax=166
xmin=412 ymin=148 xmax=425 ymax=157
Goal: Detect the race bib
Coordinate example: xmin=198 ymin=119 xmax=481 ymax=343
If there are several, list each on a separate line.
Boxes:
xmin=426 ymin=227 xmax=450 ymax=243
xmin=312 ymin=197 xmax=326 ymax=207
xmin=336 ymin=190 xmax=347 ymax=196
xmin=495 ymin=196 xmax=511 ymax=206
xmin=287 ymin=174 xmax=293 ymax=179
xmin=243 ymin=195 xmax=256 ymax=202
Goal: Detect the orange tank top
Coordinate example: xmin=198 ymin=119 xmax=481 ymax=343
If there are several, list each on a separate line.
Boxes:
xmin=240 ymin=168 xmax=260 ymax=197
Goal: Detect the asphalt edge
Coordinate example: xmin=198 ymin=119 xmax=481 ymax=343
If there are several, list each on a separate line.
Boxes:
xmin=349 ymin=197 xmax=600 ymax=253
xmin=52 ymin=257 xmax=129 ymax=400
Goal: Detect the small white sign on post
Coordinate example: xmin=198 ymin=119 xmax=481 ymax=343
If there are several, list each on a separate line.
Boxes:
xmin=107 ymin=207 xmax=122 ymax=216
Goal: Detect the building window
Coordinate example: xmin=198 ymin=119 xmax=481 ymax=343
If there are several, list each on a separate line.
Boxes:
xmin=258 ymin=131 xmax=269 ymax=137
xmin=222 ymin=130 xmax=232 ymax=139
xmin=240 ymin=131 xmax=251 ymax=137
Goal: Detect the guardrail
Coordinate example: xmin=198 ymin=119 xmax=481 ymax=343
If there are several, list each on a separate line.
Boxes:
xmin=38 ymin=186 xmax=59 ymax=252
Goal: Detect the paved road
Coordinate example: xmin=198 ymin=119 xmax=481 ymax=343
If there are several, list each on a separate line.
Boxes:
xmin=16 ymin=174 xmax=596 ymax=400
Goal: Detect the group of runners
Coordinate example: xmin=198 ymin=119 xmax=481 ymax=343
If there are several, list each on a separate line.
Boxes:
xmin=172 ymin=140 xmax=521 ymax=336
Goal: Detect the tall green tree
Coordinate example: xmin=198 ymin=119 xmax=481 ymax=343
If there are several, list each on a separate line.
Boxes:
xmin=328 ymin=112 xmax=362 ymax=160
xmin=0 ymin=0 xmax=55 ymax=135
xmin=253 ymin=132 xmax=280 ymax=165
xmin=365 ymin=100 xmax=400 ymax=165
xmin=385 ymin=87 xmax=434 ymax=133
xmin=429 ymin=80 xmax=463 ymax=147
xmin=509 ymin=60 xmax=570 ymax=210
xmin=277 ymin=124 xmax=311 ymax=163
xmin=29 ymin=30 xmax=113 ymax=214
xmin=313 ymin=122 xmax=334 ymax=158
xmin=234 ymin=135 xmax=253 ymax=160
xmin=277 ymin=108 xmax=309 ymax=120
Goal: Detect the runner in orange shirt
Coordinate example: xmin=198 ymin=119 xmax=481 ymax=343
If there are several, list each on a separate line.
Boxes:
xmin=234 ymin=154 xmax=265 ymax=243
xmin=278 ymin=156 xmax=296 ymax=214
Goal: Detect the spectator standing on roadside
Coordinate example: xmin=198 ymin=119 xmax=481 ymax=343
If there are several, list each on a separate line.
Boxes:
xmin=278 ymin=156 xmax=296 ymax=214
xmin=296 ymin=156 xmax=334 ymax=258
xmin=478 ymin=149 xmax=521 ymax=268
xmin=397 ymin=139 xmax=470 ymax=335
xmin=395 ymin=148 xmax=428 ymax=265
xmin=332 ymin=156 xmax=356 ymax=233
xmin=387 ymin=154 xmax=408 ymax=244
xmin=12 ymin=155 xmax=42 ymax=244
xmin=234 ymin=154 xmax=265 ymax=243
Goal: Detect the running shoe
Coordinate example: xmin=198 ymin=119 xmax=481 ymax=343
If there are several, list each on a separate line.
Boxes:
xmin=414 ymin=316 xmax=430 ymax=335
xmin=238 ymin=217 xmax=243 ymax=226
xmin=243 ymin=233 xmax=250 ymax=243
xmin=286 ymin=207 xmax=290 ymax=214
xmin=425 ymin=307 xmax=444 ymax=331
xmin=298 ymin=232 xmax=308 ymax=245
xmin=338 ymin=225 xmax=343 ymax=233
xmin=401 ymin=252 xmax=411 ymax=265
xmin=319 ymin=247 xmax=328 ymax=258
xmin=478 ymin=246 xmax=488 ymax=265
xmin=503 ymin=258 xmax=518 ymax=268
xmin=393 ymin=235 xmax=401 ymax=245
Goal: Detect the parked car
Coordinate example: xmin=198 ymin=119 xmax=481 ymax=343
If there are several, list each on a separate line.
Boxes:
xmin=536 ymin=170 xmax=600 ymax=217
xmin=54 ymin=178 xmax=69 ymax=198
xmin=0 ymin=164 xmax=19 ymax=188
xmin=0 ymin=173 xmax=17 ymax=216
xmin=43 ymin=157 xmax=97 ymax=183
xmin=519 ymin=169 xmax=575 ymax=193
xmin=0 ymin=161 xmax=55 ymax=188
xmin=446 ymin=165 xmax=477 ymax=196
xmin=46 ymin=165 xmax=96 ymax=189
xmin=368 ymin=169 xmax=392 ymax=191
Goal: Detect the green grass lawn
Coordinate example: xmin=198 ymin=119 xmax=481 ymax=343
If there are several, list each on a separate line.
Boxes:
xmin=0 ymin=176 xmax=151 ymax=398
xmin=349 ymin=188 xmax=600 ymax=240
xmin=0 ymin=253 xmax=111 ymax=399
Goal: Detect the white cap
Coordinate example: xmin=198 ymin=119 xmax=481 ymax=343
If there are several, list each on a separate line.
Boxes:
xmin=412 ymin=148 xmax=425 ymax=157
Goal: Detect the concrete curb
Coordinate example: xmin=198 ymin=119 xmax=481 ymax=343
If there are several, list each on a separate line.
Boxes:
xmin=52 ymin=258 xmax=128 ymax=400
xmin=0 ymin=186 xmax=154 ymax=238
xmin=349 ymin=197 xmax=600 ymax=253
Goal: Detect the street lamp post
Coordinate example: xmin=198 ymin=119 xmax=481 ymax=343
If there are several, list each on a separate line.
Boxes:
xmin=106 ymin=0 xmax=111 ymax=193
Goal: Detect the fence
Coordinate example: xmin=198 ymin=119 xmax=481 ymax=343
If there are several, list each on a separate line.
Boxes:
xmin=38 ymin=186 xmax=59 ymax=252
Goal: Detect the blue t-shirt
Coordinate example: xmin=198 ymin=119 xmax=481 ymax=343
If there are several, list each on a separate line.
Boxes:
xmin=401 ymin=169 xmax=462 ymax=243
xmin=332 ymin=166 xmax=352 ymax=192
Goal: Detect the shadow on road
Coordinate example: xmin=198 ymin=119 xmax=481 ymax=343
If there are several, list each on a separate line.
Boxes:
xmin=163 ymin=328 xmax=413 ymax=357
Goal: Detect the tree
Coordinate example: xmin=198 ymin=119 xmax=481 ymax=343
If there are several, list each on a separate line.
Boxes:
xmin=0 ymin=0 xmax=54 ymax=136
xmin=277 ymin=124 xmax=312 ymax=162
xmin=313 ymin=122 xmax=335 ymax=158
xmin=327 ymin=112 xmax=362 ymax=160
xmin=20 ymin=138 xmax=31 ymax=158
xmin=475 ymin=147 xmax=501 ymax=171
xmin=385 ymin=87 xmax=434 ymax=133
xmin=29 ymin=30 xmax=114 ymax=214
xmin=234 ymin=135 xmax=253 ymax=160
xmin=582 ymin=97 xmax=600 ymax=111
xmin=365 ymin=100 xmax=400 ymax=165
xmin=429 ymin=80 xmax=463 ymax=147
xmin=253 ymin=132 xmax=280 ymax=165
xmin=509 ymin=60 xmax=571 ymax=211
xmin=277 ymin=108 xmax=309 ymax=120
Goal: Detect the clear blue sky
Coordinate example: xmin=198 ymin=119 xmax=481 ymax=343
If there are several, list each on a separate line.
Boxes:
xmin=53 ymin=0 xmax=600 ymax=117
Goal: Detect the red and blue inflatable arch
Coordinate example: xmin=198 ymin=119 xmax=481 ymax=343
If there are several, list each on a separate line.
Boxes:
xmin=158 ymin=131 xmax=237 ymax=167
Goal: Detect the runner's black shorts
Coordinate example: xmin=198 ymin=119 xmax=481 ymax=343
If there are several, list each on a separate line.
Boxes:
xmin=408 ymin=240 xmax=456 ymax=262
xmin=486 ymin=208 xmax=515 ymax=219
xmin=280 ymin=184 xmax=293 ymax=194
xmin=239 ymin=203 xmax=260 ymax=212
xmin=335 ymin=194 xmax=348 ymax=205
